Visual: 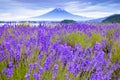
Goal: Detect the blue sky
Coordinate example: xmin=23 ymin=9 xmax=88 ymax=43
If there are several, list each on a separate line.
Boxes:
xmin=0 ymin=0 xmax=120 ymax=20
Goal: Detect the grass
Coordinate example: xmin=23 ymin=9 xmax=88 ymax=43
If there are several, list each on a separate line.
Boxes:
xmin=52 ymin=31 xmax=91 ymax=48
xmin=52 ymin=30 xmax=104 ymax=48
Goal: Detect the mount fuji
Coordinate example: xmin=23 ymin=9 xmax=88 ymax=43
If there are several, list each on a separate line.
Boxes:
xmin=33 ymin=8 xmax=91 ymax=21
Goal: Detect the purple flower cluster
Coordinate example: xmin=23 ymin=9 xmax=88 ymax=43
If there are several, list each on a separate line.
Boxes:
xmin=2 ymin=61 xmax=14 ymax=78
xmin=0 ymin=23 xmax=120 ymax=80
xmin=25 ymin=73 xmax=30 ymax=80
xmin=52 ymin=64 xmax=59 ymax=80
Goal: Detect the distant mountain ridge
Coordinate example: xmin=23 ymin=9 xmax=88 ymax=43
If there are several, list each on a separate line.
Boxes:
xmin=85 ymin=17 xmax=107 ymax=23
xmin=102 ymin=14 xmax=120 ymax=23
xmin=85 ymin=14 xmax=120 ymax=23
xmin=33 ymin=8 xmax=91 ymax=21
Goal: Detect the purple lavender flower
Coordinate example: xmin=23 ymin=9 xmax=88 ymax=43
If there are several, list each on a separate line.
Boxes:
xmin=52 ymin=64 xmax=59 ymax=80
xmin=2 ymin=67 xmax=14 ymax=78
xmin=44 ymin=62 xmax=50 ymax=71
xmin=44 ymin=56 xmax=51 ymax=70
xmin=5 ymin=42 xmax=11 ymax=50
xmin=33 ymin=72 xmax=39 ymax=80
xmin=53 ymin=64 xmax=58 ymax=73
xmin=68 ymin=63 xmax=74 ymax=73
xmin=81 ymin=60 xmax=91 ymax=71
xmin=95 ymin=51 xmax=106 ymax=64
xmin=39 ymin=67 xmax=43 ymax=74
xmin=2 ymin=68 xmax=8 ymax=76
xmin=33 ymin=62 xmax=38 ymax=70
xmin=8 ymin=61 xmax=14 ymax=68
xmin=14 ymin=52 xmax=20 ymax=62
xmin=65 ymin=73 xmax=71 ymax=80
xmin=26 ymin=51 xmax=31 ymax=56
xmin=28 ymin=63 xmax=33 ymax=72
xmin=38 ymin=67 xmax=43 ymax=80
xmin=2 ymin=61 xmax=14 ymax=78
xmin=94 ymin=42 xmax=102 ymax=51
xmin=6 ymin=68 xmax=14 ymax=78
xmin=73 ymin=63 xmax=79 ymax=77
xmin=38 ymin=54 xmax=42 ymax=60
xmin=0 ymin=50 xmax=5 ymax=62
xmin=16 ymin=45 xmax=20 ymax=51
xmin=25 ymin=73 xmax=30 ymax=80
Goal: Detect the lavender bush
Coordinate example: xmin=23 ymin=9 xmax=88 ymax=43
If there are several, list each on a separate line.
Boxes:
xmin=0 ymin=23 xmax=120 ymax=80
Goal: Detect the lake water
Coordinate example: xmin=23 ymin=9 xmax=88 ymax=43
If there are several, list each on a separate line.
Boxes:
xmin=0 ymin=22 xmax=61 ymax=28
xmin=0 ymin=23 xmax=40 ymax=27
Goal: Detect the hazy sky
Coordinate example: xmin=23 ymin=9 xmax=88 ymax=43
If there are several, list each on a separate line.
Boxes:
xmin=0 ymin=0 xmax=120 ymax=20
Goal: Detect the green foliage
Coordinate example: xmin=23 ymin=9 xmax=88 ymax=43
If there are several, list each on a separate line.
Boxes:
xmin=111 ymin=68 xmax=120 ymax=80
xmin=0 ymin=61 xmax=7 ymax=80
xmin=103 ymin=29 xmax=115 ymax=55
xmin=61 ymin=19 xmax=76 ymax=24
xmin=52 ymin=34 xmax=60 ymax=43
xmin=61 ymin=31 xmax=91 ymax=48
xmin=11 ymin=62 xmax=28 ymax=80
xmin=100 ymin=29 xmax=120 ymax=63
xmin=52 ymin=31 xmax=104 ymax=48
xmin=102 ymin=29 xmax=120 ymax=63
xmin=90 ymin=31 xmax=104 ymax=45
xmin=111 ymin=43 xmax=120 ymax=63
xmin=56 ymin=65 xmax=67 ymax=80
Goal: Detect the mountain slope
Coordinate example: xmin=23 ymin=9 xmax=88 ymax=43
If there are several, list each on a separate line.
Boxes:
xmin=85 ymin=17 xmax=106 ymax=23
xmin=102 ymin=14 xmax=120 ymax=23
xmin=33 ymin=8 xmax=91 ymax=21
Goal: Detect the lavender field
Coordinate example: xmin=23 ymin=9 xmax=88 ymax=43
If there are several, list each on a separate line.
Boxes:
xmin=0 ymin=23 xmax=120 ymax=80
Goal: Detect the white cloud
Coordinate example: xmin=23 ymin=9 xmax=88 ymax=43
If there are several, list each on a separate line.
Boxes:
xmin=0 ymin=13 xmax=12 ymax=17
xmin=64 ymin=1 xmax=90 ymax=12
xmin=0 ymin=0 xmax=120 ymax=20
xmin=0 ymin=0 xmax=54 ymax=21
xmin=63 ymin=1 xmax=120 ymax=18
xmin=76 ymin=12 xmax=114 ymax=18
xmin=13 ymin=8 xmax=53 ymax=17
xmin=0 ymin=8 xmax=53 ymax=21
